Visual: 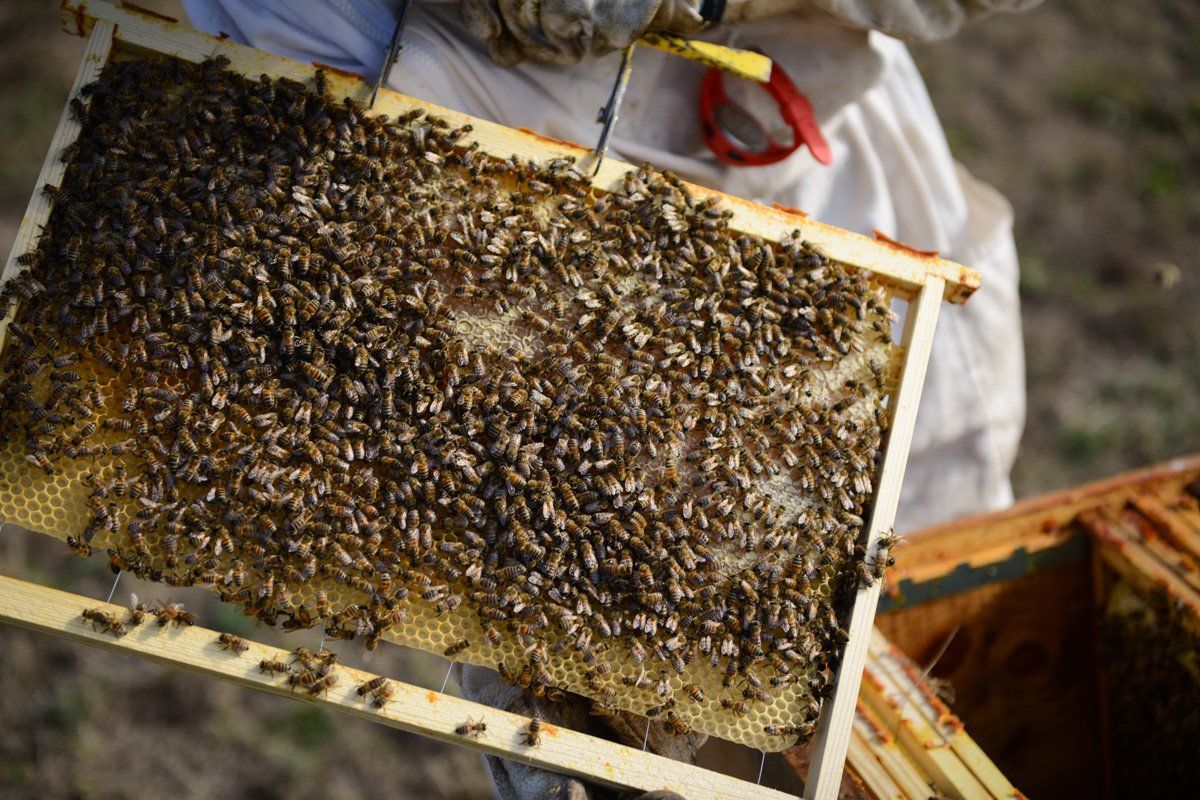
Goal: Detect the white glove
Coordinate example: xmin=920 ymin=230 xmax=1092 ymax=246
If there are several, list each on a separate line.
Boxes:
xmin=459 ymin=0 xmax=1041 ymax=66
xmin=455 ymin=664 xmax=706 ymax=800
xmin=459 ymin=0 xmax=708 ymax=66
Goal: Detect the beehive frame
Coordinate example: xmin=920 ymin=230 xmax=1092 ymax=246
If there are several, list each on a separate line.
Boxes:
xmin=0 ymin=573 xmax=1019 ymax=800
xmin=0 ymin=3 xmax=979 ymax=797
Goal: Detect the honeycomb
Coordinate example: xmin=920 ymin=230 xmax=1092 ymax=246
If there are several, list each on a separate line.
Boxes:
xmin=0 ymin=54 xmax=902 ymax=751
xmin=0 ymin=356 xmax=892 ymax=751
xmin=1100 ymin=581 xmax=1200 ymax=797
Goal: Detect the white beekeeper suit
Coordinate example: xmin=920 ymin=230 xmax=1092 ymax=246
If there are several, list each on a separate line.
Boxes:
xmin=184 ymin=0 xmax=1033 ymax=795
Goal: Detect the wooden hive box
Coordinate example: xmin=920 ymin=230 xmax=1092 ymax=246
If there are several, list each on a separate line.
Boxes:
xmin=878 ymin=454 xmax=1200 ymax=799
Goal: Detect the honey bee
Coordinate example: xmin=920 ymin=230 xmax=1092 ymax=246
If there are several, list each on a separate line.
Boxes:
xmin=357 ymin=676 xmax=395 ymax=708
xmin=259 ymin=658 xmax=290 ymax=676
xmin=579 ymin=541 xmax=598 ymax=575
xmin=743 ymin=686 xmax=769 ymax=703
xmin=521 ymin=717 xmax=542 ymax=746
xmin=305 ymin=673 xmax=340 ymax=697
xmin=356 ymin=676 xmax=388 ymax=698
xmin=622 ymin=670 xmax=653 ymax=690
xmin=82 ymin=608 xmax=126 ymax=638
xmin=443 ymin=639 xmax=470 ymax=658
xmin=589 ymin=702 xmax=617 ymax=718
xmin=855 ymin=560 xmax=878 ymax=587
xmin=526 ymin=642 xmax=547 ymax=668
xmin=455 ymin=717 xmax=487 ymax=738
xmin=120 ymin=594 xmax=146 ymax=627
xmin=874 ymin=528 xmax=901 ymax=558
xmin=663 ymin=712 xmax=690 ymax=735
xmin=720 ymin=699 xmax=749 ymax=716
xmin=370 ymin=680 xmax=396 ymax=709
xmin=218 ymin=633 xmax=250 ymax=654
xmin=162 ymin=534 xmax=179 ymax=567
xmin=764 ymin=724 xmax=809 ymax=737
xmin=151 ymin=602 xmax=197 ymax=628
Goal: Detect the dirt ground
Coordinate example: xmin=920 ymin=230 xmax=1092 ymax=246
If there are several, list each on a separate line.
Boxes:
xmin=0 ymin=1 xmax=1196 ymax=798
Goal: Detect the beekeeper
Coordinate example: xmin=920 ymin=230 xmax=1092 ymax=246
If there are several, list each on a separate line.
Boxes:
xmin=184 ymin=1 xmax=1037 ymax=797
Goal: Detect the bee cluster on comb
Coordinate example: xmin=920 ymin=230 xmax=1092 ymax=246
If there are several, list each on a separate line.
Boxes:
xmin=0 ymin=55 xmax=899 ymax=744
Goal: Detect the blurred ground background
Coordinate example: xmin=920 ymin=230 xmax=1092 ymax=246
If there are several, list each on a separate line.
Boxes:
xmin=0 ymin=0 xmax=1196 ymax=798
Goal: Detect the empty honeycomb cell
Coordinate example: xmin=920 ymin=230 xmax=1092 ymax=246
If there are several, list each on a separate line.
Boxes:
xmin=0 ymin=53 xmax=904 ymax=751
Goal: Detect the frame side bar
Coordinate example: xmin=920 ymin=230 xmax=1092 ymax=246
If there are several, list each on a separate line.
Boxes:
xmin=0 ymin=573 xmax=795 ymax=800
xmin=804 ymin=278 xmax=945 ymax=800
xmin=0 ymin=20 xmax=115 ymax=345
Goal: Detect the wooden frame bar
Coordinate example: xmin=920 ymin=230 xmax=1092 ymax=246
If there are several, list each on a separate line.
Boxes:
xmin=1084 ymin=508 xmax=1200 ymax=636
xmin=0 ymin=572 xmax=792 ymax=800
xmin=0 ymin=566 xmax=1020 ymax=800
xmin=804 ymin=278 xmax=945 ymax=799
xmin=847 ymin=737 xmax=910 ymax=798
xmin=0 ymin=18 xmax=114 ymax=341
xmin=860 ymin=630 xmax=1005 ymax=799
xmin=0 ymin=5 xmax=981 ymax=795
xmin=845 ymin=736 xmax=906 ymax=797
xmin=1130 ymin=494 xmax=1200 ymax=562
xmin=851 ymin=703 xmax=937 ymax=798
xmin=891 ymin=454 xmax=1200 ymax=590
